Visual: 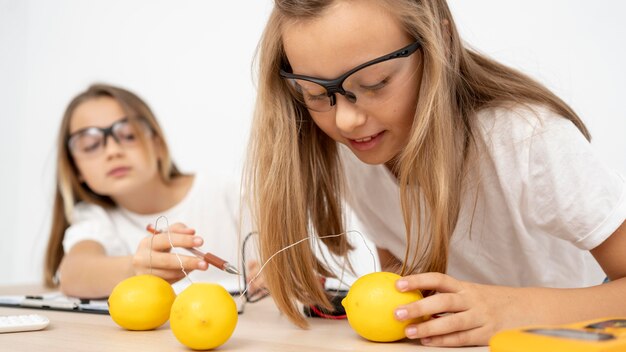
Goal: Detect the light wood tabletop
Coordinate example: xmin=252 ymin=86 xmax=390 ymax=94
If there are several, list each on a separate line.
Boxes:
xmin=0 ymin=284 xmax=489 ymax=351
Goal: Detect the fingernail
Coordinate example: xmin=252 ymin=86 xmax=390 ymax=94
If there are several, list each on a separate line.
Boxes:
xmin=198 ymin=261 xmax=208 ymax=269
xmin=421 ymin=337 xmax=431 ymax=345
xmin=406 ymin=326 xmax=417 ymax=338
xmin=193 ymin=237 xmax=203 ymax=246
xmin=396 ymin=279 xmax=408 ymax=291
xmin=395 ymin=308 xmax=408 ymax=320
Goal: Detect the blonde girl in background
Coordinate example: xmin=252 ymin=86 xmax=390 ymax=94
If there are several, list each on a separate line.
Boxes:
xmin=45 ymin=84 xmax=249 ymax=298
xmin=246 ymin=0 xmax=626 ymax=346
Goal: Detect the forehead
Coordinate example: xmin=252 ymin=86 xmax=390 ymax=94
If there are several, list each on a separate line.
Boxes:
xmin=70 ymin=96 xmax=125 ymax=133
xmin=281 ymin=0 xmax=411 ymax=79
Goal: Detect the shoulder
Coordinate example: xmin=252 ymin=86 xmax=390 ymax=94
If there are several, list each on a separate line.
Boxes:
xmin=63 ymin=202 xmax=147 ymax=255
xmin=471 ymin=104 xmax=591 ymax=169
xmin=473 ymin=104 xmax=585 ymax=143
xmin=469 ymin=105 xmax=625 ymax=249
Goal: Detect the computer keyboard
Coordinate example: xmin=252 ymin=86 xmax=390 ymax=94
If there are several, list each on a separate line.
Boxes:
xmin=0 ymin=314 xmax=50 ymax=333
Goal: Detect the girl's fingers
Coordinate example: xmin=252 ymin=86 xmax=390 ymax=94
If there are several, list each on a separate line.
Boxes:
xmin=137 ymin=251 xmax=207 ymax=271
xmin=396 ymin=292 xmax=468 ymax=320
xmin=396 ymin=272 xmax=463 ymax=293
xmin=405 ymin=310 xmax=482 ymax=342
xmin=146 ymin=268 xmax=187 ymax=283
xmin=168 ymin=222 xmax=196 ymax=235
xmin=417 ymin=326 xmax=488 ymax=347
xmin=147 ymin=233 xmax=204 ymax=251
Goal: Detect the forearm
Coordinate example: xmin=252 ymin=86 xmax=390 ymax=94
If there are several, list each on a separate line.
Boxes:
xmin=498 ymin=278 xmax=626 ymax=331
xmin=59 ymin=254 xmax=135 ymax=298
xmin=519 ymin=220 xmax=626 ymax=327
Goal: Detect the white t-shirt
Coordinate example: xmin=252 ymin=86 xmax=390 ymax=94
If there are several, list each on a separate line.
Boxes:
xmin=62 ymin=171 xmax=253 ymax=293
xmin=342 ymin=105 xmax=626 ymax=288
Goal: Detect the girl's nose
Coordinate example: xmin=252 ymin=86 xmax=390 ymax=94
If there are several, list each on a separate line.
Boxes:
xmin=104 ymin=134 xmax=124 ymax=158
xmin=334 ymin=95 xmax=366 ymax=134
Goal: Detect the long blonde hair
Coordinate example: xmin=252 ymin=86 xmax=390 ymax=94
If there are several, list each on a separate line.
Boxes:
xmin=44 ymin=83 xmax=183 ymax=287
xmin=246 ymin=0 xmax=590 ymax=327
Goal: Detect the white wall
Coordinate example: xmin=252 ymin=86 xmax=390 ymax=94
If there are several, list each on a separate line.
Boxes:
xmin=449 ymin=0 xmax=626 ymax=175
xmin=1 ymin=0 xmax=624 ymax=285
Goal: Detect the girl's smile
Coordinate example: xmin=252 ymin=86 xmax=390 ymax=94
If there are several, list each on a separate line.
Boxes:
xmin=348 ymin=131 xmax=386 ymax=152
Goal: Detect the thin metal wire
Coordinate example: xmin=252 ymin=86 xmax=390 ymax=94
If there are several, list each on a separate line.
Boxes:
xmin=241 ymin=232 xmax=268 ymax=303
xmin=152 ymin=215 xmax=193 ymax=285
xmin=238 ymin=229 xmax=376 ymax=301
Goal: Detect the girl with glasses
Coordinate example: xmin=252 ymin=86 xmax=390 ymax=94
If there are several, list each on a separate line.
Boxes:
xmin=246 ymin=0 xmax=626 ymax=346
xmin=45 ymin=84 xmax=250 ymax=298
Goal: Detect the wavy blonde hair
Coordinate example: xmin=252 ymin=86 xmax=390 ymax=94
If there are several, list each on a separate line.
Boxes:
xmin=246 ymin=0 xmax=590 ymax=327
xmin=44 ymin=83 xmax=183 ymax=287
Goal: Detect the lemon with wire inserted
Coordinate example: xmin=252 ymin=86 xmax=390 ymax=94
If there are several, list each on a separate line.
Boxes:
xmin=108 ymin=274 xmax=176 ymax=330
xmin=170 ymin=283 xmax=238 ymax=350
xmin=342 ymin=272 xmax=427 ymax=342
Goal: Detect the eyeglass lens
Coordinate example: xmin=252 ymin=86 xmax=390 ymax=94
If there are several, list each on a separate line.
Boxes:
xmin=68 ymin=118 xmax=145 ymax=158
xmin=287 ymin=53 xmax=417 ymax=112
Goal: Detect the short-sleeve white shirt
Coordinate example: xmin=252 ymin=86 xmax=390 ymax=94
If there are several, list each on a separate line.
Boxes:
xmin=63 ymin=171 xmax=251 ymax=293
xmin=342 ymin=105 xmax=626 ymax=288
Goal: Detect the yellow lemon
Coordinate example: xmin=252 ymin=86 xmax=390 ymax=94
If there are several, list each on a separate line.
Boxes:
xmin=108 ymin=274 xmax=176 ymax=330
xmin=170 ymin=283 xmax=238 ymax=350
xmin=342 ymin=272 xmax=426 ymax=342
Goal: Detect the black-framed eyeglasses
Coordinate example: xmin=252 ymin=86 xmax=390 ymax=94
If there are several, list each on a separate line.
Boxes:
xmin=280 ymin=40 xmax=421 ymax=112
xmin=67 ymin=117 xmax=151 ymax=159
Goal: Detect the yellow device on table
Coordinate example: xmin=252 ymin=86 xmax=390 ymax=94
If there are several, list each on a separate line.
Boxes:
xmin=489 ymin=318 xmax=626 ymax=352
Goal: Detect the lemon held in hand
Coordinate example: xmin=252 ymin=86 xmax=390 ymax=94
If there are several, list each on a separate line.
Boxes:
xmin=342 ymin=272 xmax=427 ymax=342
xmin=108 ymin=274 xmax=176 ymax=330
xmin=170 ymin=283 xmax=238 ymax=350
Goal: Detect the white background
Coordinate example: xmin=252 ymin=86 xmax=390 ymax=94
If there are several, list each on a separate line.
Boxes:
xmin=1 ymin=0 xmax=624 ymax=285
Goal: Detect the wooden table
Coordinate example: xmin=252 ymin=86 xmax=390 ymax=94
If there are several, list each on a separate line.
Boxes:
xmin=0 ymin=285 xmax=489 ymax=351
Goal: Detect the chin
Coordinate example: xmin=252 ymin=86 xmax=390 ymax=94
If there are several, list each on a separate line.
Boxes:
xmin=351 ymin=150 xmax=394 ymax=166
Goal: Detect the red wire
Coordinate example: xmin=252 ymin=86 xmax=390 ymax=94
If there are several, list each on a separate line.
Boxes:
xmin=310 ymin=277 xmax=346 ymax=319
xmin=309 ymin=305 xmax=347 ymax=320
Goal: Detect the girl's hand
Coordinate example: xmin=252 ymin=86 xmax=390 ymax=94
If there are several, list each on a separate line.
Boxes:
xmin=393 ymin=272 xmax=525 ymax=347
xmin=133 ymin=222 xmax=208 ymax=283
